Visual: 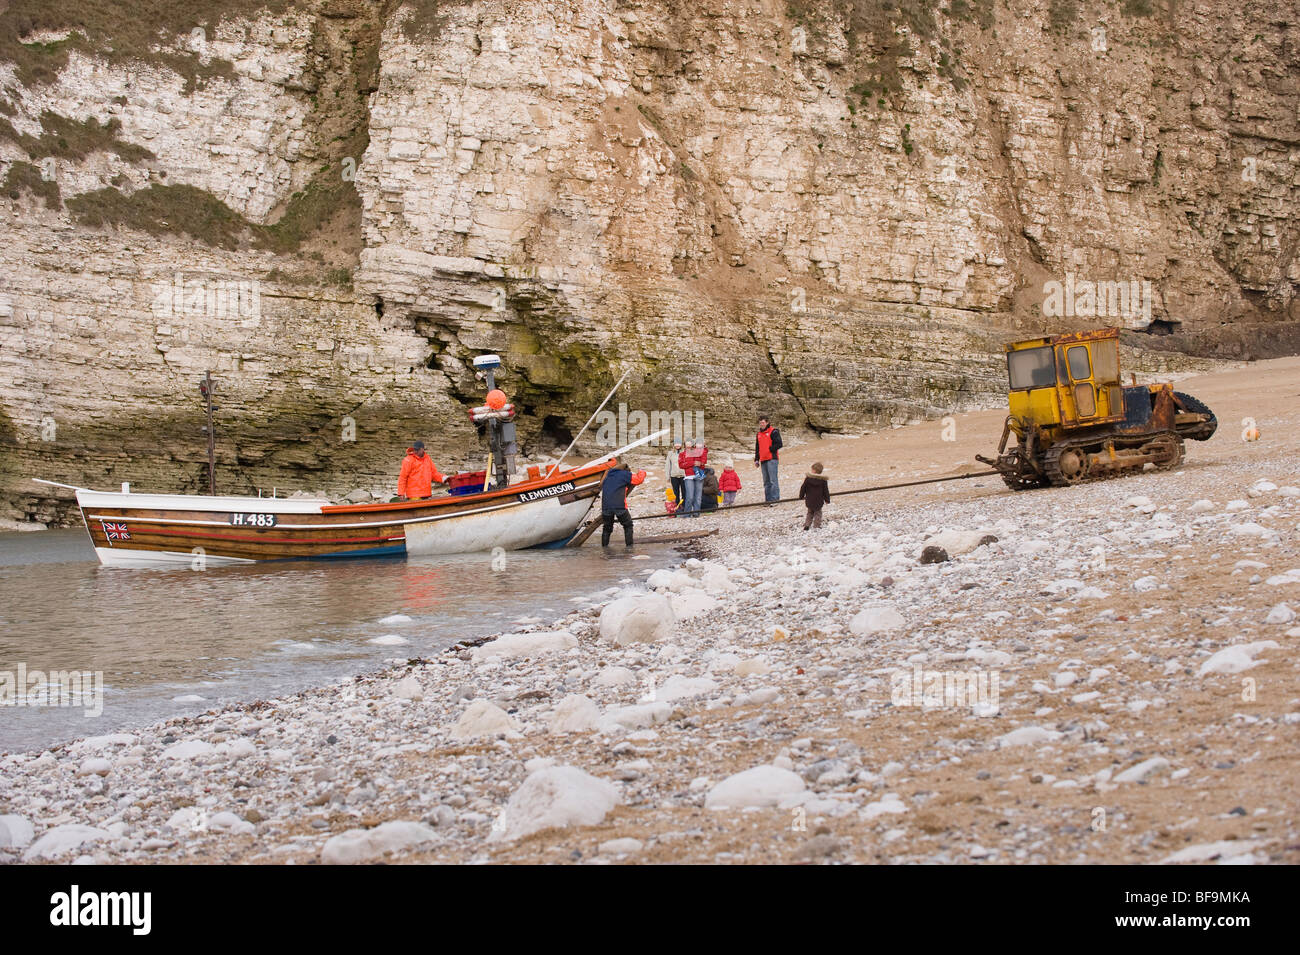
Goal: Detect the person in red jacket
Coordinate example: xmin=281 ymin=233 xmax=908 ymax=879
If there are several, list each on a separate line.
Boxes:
xmin=718 ymin=463 xmax=742 ymax=506
xmin=397 ymin=441 xmax=448 ymax=500
xmin=754 ymin=416 xmax=783 ymax=502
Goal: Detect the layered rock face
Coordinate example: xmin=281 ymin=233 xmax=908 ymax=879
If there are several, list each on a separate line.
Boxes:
xmin=0 ymin=0 xmax=1295 ymax=523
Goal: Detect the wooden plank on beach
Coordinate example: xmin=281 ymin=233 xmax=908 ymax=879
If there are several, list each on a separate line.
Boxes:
xmin=566 ymin=520 xmax=601 ymax=547
xmin=566 ymin=523 xmax=716 ymax=547
xmin=634 ymin=528 xmax=717 ymax=545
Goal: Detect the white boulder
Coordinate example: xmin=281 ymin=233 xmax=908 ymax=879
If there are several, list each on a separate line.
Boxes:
xmin=1161 ymin=839 xmax=1267 ymax=865
xmin=655 ymin=675 xmax=718 ymax=702
xmin=471 ymin=630 xmax=577 ymax=662
xmin=598 ymin=837 xmax=644 ymax=855
xmin=322 ymin=821 xmax=438 ymax=864
xmin=393 ymin=676 xmax=423 ymax=700
xmin=161 ymin=740 xmax=214 ymax=760
xmin=705 ymin=765 xmax=806 ymax=810
xmin=996 ymin=726 xmax=1062 ymax=748
xmin=207 ymin=812 xmax=255 ymax=835
xmin=1114 ymin=757 xmax=1171 ymax=784
xmin=23 ymin=824 xmax=110 ymax=862
xmin=1197 ymin=641 xmax=1280 ymax=676
xmin=733 ymin=657 xmax=771 ymax=677
xmin=849 ymin=605 xmax=906 ymax=636
xmin=860 ymin=793 xmax=909 ymax=820
xmin=489 ymin=766 xmax=620 ymax=842
xmin=592 ymin=666 xmax=636 ymax=687
xmin=0 ymin=815 xmax=34 ymax=849
xmin=670 ymin=591 xmax=720 ymax=619
xmin=598 ymin=702 xmax=671 ymax=732
xmin=923 ymin=529 xmax=995 ymax=557
xmin=599 ymin=594 xmax=676 ymax=645
xmin=451 ymin=700 xmax=521 ymax=740
xmin=1264 ymin=603 xmax=1295 ymax=624
xmin=548 ymin=695 xmax=602 ymax=734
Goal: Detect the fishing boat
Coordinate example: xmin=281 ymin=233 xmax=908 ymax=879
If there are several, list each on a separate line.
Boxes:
xmin=36 ymin=355 xmax=662 ymax=567
xmin=43 ymin=460 xmax=613 ymax=567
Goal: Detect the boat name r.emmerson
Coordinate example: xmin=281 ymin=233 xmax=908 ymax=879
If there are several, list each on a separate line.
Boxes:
xmin=517 ymin=481 xmax=576 ymax=503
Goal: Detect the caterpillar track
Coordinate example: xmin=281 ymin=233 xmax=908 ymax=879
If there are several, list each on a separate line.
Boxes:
xmin=1041 ymin=431 xmax=1184 ymax=487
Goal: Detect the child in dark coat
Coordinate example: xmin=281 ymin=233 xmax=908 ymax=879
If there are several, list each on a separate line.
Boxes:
xmin=798 ymin=462 xmax=830 ymax=530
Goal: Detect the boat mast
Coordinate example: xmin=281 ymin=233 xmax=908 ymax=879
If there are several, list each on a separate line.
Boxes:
xmin=473 ymin=355 xmax=516 ymax=490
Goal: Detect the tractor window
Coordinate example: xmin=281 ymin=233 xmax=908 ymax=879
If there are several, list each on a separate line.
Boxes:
xmin=1067 ymin=345 xmax=1092 ymax=381
xmin=1007 ymin=347 xmax=1055 ymax=390
xmin=1092 ymin=339 xmax=1119 ymax=382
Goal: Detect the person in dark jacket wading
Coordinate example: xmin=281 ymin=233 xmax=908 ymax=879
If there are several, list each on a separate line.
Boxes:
xmin=798 ymin=462 xmax=830 ymax=530
xmin=600 ymin=462 xmax=646 ymax=546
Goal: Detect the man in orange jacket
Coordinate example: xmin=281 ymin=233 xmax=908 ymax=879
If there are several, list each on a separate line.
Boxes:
xmin=397 ymin=441 xmax=448 ymax=500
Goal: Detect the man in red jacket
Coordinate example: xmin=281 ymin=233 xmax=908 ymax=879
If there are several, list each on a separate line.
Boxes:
xmin=397 ymin=441 xmax=448 ymax=500
xmin=754 ymin=416 xmax=783 ymax=502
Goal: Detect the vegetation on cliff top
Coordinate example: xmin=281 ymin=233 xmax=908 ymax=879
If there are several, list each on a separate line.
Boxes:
xmin=0 ymin=0 xmax=462 ymax=87
xmin=0 ymin=0 xmax=294 ymax=90
xmin=0 ymin=1 xmax=402 ymax=261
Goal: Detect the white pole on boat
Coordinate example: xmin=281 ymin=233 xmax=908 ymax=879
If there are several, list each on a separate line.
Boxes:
xmin=545 ymin=368 xmax=630 ymax=478
xmin=578 ymin=428 xmax=670 ymax=468
xmin=31 ymin=478 xmax=85 ymax=491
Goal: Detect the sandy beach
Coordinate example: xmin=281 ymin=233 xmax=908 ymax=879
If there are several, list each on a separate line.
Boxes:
xmin=2 ymin=358 xmax=1297 ymax=865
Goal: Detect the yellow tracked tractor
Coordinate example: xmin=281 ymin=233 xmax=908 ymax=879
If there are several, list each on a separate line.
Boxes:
xmin=976 ymin=328 xmax=1218 ymax=489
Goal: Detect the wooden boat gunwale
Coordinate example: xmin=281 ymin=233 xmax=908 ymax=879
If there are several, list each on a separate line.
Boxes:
xmin=320 ymin=460 xmax=613 ymax=514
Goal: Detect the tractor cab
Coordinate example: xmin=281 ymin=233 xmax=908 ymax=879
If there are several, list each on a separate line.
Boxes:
xmin=1005 ymin=328 xmax=1125 ymax=434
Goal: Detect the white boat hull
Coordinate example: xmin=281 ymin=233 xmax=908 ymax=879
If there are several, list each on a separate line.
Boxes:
xmin=404 ymin=492 xmax=597 ymax=556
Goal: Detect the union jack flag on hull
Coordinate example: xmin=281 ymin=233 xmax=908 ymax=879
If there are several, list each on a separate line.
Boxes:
xmin=101 ymin=521 xmax=130 ymax=542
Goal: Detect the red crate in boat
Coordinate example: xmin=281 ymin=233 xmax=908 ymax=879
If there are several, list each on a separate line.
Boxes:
xmin=448 ymin=470 xmax=487 ymax=495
